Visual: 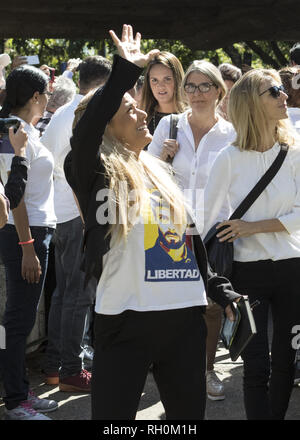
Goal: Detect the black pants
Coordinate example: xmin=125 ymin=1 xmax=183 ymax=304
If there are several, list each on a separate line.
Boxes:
xmin=231 ymin=258 xmax=300 ymax=420
xmin=91 ymin=306 xmax=207 ymax=420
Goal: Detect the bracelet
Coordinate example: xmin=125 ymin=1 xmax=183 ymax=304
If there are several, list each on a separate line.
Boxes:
xmin=18 ymin=238 xmax=35 ymax=245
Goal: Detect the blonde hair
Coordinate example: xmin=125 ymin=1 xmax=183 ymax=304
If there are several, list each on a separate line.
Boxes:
xmin=141 ymin=51 xmax=186 ymax=123
xmin=228 ymin=68 xmax=296 ymax=151
xmin=183 ymin=60 xmax=227 ymax=104
xmin=73 ymin=90 xmax=187 ymax=243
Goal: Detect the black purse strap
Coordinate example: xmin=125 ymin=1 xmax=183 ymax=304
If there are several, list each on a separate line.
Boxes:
xmin=166 ymin=113 xmax=179 ymax=164
xmin=230 ymin=143 xmax=289 ymax=220
xmin=169 ymin=113 xmax=179 ymax=139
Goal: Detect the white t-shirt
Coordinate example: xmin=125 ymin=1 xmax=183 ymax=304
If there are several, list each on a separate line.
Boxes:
xmin=203 ymin=143 xmax=300 ymax=262
xmin=147 ymin=111 xmax=236 ymax=229
xmin=0 ymin=120 xmax=56 ymax=228
xmin=41 ymin=94 xmax=83 ymax=223
xmin=95 ymin=184 xmax=207 ymax=315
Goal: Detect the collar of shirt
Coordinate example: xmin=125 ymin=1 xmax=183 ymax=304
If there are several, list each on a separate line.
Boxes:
xmin=177 ymin=110 xmax=232 ymax=136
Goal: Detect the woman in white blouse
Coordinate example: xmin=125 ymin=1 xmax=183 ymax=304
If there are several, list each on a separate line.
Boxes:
xmin=203 ymin=68 xmax=300 ymax=419
xmin=148 ymin=60 xmax=236 ymax=401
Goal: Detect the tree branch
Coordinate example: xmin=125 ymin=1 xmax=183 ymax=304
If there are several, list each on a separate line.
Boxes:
xmin=269 ymin=41 xmax=289 ymax=67
xmin=245 ymin=41 xmax=280 ymax=69
xmin=223 ymin=45 xmax=242 ymax=67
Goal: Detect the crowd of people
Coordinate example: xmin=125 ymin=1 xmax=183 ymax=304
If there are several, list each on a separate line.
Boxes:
xmin=0 ymin=26 xmax=300 ymax=420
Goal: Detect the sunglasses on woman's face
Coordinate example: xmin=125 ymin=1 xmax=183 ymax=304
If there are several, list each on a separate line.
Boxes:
xmin=259 ymin=84 xmax=286 ymax=98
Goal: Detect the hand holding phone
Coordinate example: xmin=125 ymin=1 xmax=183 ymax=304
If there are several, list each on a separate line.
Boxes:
xmin=9 ymin=123 xmax=28 ymax=157
xmin=11 ymin=55 xmax=28 ymax=70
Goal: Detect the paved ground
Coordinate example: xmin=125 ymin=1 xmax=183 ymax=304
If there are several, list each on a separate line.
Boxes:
xmin=1 ymin=341 xmax=299 ymax=421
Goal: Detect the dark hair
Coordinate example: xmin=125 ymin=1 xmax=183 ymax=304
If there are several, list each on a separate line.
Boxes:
xmin=136 ymin=75 xmax=144 ymax=92
xmin=290 ymin=43 xmax=300 ymax=65
xmin=78 ymin=56 xmax=112 ymax=89
xmin=218 ymin=63 xmax=242 ymax=84
xmin=0 ymin=65 xmax=49 ymax=117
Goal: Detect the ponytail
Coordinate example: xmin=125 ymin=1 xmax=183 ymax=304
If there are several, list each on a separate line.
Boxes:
xmin=0 ymin=65 xmax=48 ymax=117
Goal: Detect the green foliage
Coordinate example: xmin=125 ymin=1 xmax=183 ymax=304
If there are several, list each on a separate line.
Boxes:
xmin=1 ymin=38 xmax=295 ymax=75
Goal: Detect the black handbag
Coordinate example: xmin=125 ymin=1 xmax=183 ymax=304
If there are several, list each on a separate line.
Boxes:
xmin=204 ymin=143 xmax=289 ymax=278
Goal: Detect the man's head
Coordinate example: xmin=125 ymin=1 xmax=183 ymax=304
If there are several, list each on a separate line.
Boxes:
xmin=290 ymin=43 xmax=300 ymax=66
xmin=78 ymin=56 xmax=112 ymax=95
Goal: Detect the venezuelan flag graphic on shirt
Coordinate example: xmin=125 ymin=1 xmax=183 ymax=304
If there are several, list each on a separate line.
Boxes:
xmin=143 ymin=189 xmax=200 ymax=282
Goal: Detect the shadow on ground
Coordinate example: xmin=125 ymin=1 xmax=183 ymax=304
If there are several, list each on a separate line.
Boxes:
xmin=1 ymin=343 xmax=299 ymax=420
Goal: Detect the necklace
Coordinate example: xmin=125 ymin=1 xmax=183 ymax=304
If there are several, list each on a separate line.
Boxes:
xmin=152 ymin=110 xmax=172 ymax=133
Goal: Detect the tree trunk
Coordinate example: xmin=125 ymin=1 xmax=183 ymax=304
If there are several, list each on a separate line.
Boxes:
xmin=245 ymin=41 xmax=280 ymax=69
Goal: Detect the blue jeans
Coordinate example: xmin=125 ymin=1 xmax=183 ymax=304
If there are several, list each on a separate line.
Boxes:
xmin=44 ymin=216 xmax=96 ymax=378
xmin=0 ymin=224 xmax=54 ymax=410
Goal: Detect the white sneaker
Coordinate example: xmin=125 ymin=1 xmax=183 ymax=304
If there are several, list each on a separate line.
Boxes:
xmin=27 ymin=390 xmax=58 ymax=413
xmin=206 ymin=370 xmax=225 ymax=401
xmin=5 ymin=401 xmax=52 ymax=420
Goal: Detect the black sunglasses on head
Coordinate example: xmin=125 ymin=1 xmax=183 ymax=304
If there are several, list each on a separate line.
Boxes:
xmin=259 ymin=84 xmax=286 ymax=98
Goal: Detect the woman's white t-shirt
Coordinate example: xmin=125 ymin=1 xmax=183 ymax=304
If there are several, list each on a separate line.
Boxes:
xmin=0 ymin=119 xmax=56 ymax=228
xmin=95 ymin=185 xmax=207 ymax=315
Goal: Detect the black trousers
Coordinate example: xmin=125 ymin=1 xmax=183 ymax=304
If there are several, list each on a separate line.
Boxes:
xmin=231 ymin=258 xmax=300 ymax=420
xmin=91 ymin=306 xmax=207 ymax=420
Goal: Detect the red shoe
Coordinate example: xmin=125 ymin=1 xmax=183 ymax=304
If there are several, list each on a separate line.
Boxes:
xmin=59 ymin=369 xmax=91 ymax=393
xmin=45 ymin=372 xmax=59 ymax=386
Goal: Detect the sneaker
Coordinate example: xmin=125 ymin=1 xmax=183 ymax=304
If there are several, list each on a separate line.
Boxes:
xmin=206 ymin=370 xmax=225 ymax=401
xmin=4 ymin=401 xmax=52 ymax=420
xmin=59 ymin=369 xmax=91 ymax=393
xmin=27 ymin=390 xmax=58 ymax=413
xmin=44 ymin=371 xmax=59 ymax=386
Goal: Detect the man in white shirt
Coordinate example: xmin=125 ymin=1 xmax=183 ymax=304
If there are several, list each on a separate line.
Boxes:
xmin=41 ymin=56 xmax=112 ymax=392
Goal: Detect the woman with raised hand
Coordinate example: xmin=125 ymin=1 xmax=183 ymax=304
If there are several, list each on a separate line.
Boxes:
xmin=64 ymin=24 xmax=239 ymax=420
xmin=0 ymin=65 xmax=57 ymax=420
xmin=148 ymin=59 xmax=236 ymax=402
xmin=203 ymin=68 xmax=300 ymax=419
xmin=141 ymin=51 xmax=186 ymax=136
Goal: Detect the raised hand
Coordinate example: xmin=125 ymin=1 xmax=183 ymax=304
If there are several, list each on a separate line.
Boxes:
xmin=109 ymin=24 xmax=159 ymax=68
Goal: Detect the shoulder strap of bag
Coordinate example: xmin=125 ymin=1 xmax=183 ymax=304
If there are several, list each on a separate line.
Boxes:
xmin=166 ymin=114 xmax=179 ymax=164
xmin=169 ymin=113 xmax=179 ymax=139
xmin=230 ymin=143 xmax=289 ymax=220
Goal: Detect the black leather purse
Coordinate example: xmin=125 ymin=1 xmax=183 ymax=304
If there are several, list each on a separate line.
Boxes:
xmin=204 ymin=143 xmax=289 ymax=279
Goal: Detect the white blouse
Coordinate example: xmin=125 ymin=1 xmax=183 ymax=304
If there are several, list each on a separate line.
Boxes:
xmin=0 ymin=119 xmax=56 ymax=228
xmin=202 ymin=143 xmax=300 ymax=262
xmin=147 ymin=111 xmax=236 ymax=229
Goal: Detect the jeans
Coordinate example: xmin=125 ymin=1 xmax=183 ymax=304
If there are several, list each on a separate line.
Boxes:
xmin=0 ymin=224 xmax=54 ymax=410
xmin=44 ymin=216 xmax=96 ymax=378
xmin=231 ymin=258 xmax=300 ymax=420
xmin=92 ymin=306 xmax=207 ymax=420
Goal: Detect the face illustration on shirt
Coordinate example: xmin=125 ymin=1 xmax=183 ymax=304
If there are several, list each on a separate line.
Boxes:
xmin=153 ymin=202 xmax=183 ymax=250
xmin=148 ymin=190 xmax=189 ymax=262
